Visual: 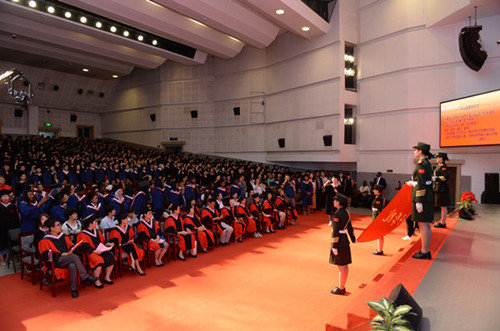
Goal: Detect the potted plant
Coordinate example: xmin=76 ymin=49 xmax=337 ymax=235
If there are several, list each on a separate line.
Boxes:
xmin=457 ymin=191 xmax=478 ymax=220
xmin=367 ymin=296 xmax=416 ymax=331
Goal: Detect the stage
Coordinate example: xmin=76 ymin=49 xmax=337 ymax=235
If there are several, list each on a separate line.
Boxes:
xmin=0 ymin=206 xmax=497 ymax=330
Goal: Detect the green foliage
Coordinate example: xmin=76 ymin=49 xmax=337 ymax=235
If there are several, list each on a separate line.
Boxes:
xmin=367 ymin=296 xmax=417 ymax=331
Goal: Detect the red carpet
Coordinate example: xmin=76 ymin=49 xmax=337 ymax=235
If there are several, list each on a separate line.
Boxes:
xmin=0 ymin=212 xmax=457 ymax=331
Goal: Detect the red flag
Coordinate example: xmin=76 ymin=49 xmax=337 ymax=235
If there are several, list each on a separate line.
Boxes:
xmin=357 ymin=184 xmax=413 ymax=242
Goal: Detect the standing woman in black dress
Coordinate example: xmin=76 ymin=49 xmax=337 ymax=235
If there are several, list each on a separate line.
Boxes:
xmin=330 ymin=193 xmax=356 ymax=295
xmin=409 ymin=142 xmax=434 ymax=259
xmin=433 ymin=152 xmax=450 ymax=228
xmin=325 ymin=176 xmax=341 ymax=226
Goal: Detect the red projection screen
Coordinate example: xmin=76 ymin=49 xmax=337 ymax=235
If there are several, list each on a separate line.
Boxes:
xmin=440 ymin=89 xmax=500 ymax=147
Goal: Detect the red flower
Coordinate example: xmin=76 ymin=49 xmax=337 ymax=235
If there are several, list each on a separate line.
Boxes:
xmin=460 ymin=191 xmax=477 ymax=203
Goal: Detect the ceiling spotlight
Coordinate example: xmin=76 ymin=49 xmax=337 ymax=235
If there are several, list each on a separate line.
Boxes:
xmin=112 ymin=75 xmax=118 ymax=78
xmin=344 ymin=54 xmax=355 ymax=63
xmin=80 ymin=16 xmax=87 ymax=24
xmin=64 ymin=11 xmax=72 ymax=18
xmin=301 ymin=26 xmax=310 ymax=32
xmin=110 ymin=26 xmax=117 ymax=33
xmin=137 ymin=35 xmax=144 ymax=41
xmin=152 ymin=39 xmax=158 ymax=45
xmin=123 ymin=31 xmax=129 ymax=37
xmin=82 ymin=68 xmax=89 ymax=72
xmin=344 ymin=68 xmax=355 ymax=77
xmin=12 ymin=0 xmax=20 ymax=3
xmin=95 ymin=21 xmax=102 ymax=28
xmin=47 ymin=6 xmax=55 ymax=14
xmin=275 ymin=9 xmax=285 ymax=15
xmin=28 ymin=1 xmax=37 ymax=8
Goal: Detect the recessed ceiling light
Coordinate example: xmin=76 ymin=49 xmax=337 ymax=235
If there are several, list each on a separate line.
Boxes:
xmin=47 ymin=6 xmax=55 ymax=14
xmin=275 ymin=9 xmax=285 ymax=15
xmin=301 ymin=26 xmax=310 ymax=32
xmin=95 ymin=21 xmax=102 ymax=28
xmin=12 ymin=0 xmax=20 ymax=3
xmin=123 ymin=31 xmax=129 ymax=37
xmin=82 ymin=68 xmax=89 ymax=72
xmin=110 ymin=26 xmax=117 ymax=33
xmin=190 ymin=19 xmax=205 ymax=26
xmin=28 ymin=1 xmax=37 ymax=8
xmin=137 ymin=35 xmax=144 ymax=41
xmin=80 ymin=16 xmax=87 ymax=24
xmin=112 ymin=75 xmax=118 ymax=78
xmin=152 ymin=39 xmax=158 ymax=45
xmin=64 ymin=11 xmax=71 ymax=18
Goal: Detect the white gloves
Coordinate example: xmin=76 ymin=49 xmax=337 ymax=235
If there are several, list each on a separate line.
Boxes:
xmin=416 ymin=203 xmax=423 ymax=213
xmin=432 ymin=176 xmax=436 ymax=182
xmin=406 ymin=181 xmax=417 ymax=187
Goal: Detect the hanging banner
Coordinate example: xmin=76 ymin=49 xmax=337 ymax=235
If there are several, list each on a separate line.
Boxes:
xmin=357 ymin=184 xmax=413 ymax=242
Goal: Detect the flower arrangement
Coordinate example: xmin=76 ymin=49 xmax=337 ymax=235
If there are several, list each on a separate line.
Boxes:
xmin=457 ymin=191 xmax=477 ymax=220
xmin=457 ymin=191 xmax=477 ymax=210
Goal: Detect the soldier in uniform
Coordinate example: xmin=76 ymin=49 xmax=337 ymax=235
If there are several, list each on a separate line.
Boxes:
xmin=433 ymin=152 xmax=450 ymax=228
xmin=409 ymin=142 xmax=434 ymax=260
xmin=371 ymin=185 xmax=386 ymax=255
xmin=329 ymin=193 xmax=356 ymax=295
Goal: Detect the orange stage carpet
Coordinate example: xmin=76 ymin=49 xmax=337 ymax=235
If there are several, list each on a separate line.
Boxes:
xmin=0 ymin=212 xmax=457 ymax=331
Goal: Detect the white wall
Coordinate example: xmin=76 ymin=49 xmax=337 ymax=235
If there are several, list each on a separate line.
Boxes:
xmin=357 ymin=0 xmax=500 ymax=197
xmin=0 ymin=60 xmax=115 ymax=137
xmin=101 ymin=0 xmax=500 ymax=198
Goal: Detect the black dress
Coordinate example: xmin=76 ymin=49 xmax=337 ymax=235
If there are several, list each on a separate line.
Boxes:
xmin=329 ymin=208 xmax=356 ymax=266
xmin=0 ymin=202 xmax=20 ymax=252
xmin=433 ymin=163 xmax=450 ymax=207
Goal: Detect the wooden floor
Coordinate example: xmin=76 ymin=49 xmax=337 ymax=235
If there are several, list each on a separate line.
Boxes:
xmin=413 ymin=204 xmax=500 ymax=331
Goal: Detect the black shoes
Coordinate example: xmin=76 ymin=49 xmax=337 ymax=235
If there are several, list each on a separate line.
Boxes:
xmin=412 ymin=251 xmax=432 ymax=260
xmin=372 ymin=250 xmax=384 ymax=256
xmin=178 ymin=255 xmax=186 ymax=261
xmin=103 ymin=279 xmax=114 ymax=285
xmin=136 ymin=270 xmax=146 ymax=276
xmin=94 ymin=283 xmax=104 ymax=289
xmin=434 ymin=223 xmax=447 ymax=228
xmin=83 ymin=276 xmax=98 ymax=284
xmin=330 ymin=287 xmax=346 ymax=295
xmin=71 ymin=290 xmax=79 ymax=298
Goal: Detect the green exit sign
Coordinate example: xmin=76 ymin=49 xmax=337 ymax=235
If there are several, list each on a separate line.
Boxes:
xmin=44 ymin=123 xmax=52 ymax=127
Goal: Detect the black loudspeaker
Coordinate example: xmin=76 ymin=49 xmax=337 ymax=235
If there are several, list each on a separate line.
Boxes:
xmin=485 ymin=173 xmax=499 ymax=192
xmin=77 ymin=89 xmax=83 ymax=95
xmin=70 ymin=114 xmax=77 ymax=122
xmin=233 ymin=107 xmax=240 ymax=116
xmin=278 ymin=138 xmax=285 ymax=148
xmin=14 ymin=109 xmax=23 ymax=117
xmin=150 ymin=114 xmax=156 ymax=122
xmin=99 ymin=92 xmax=105 ymax=98
xmin=53 ymin=85 xmax=59 ymax=91
xmin=459 ymin=26 xmax=488 ymax=72
xmin=389 ymin=283 xmax=422 ymax=331
xmin=191 ymin=110 xmax=198 ymax=118
xmin=323 ymin=135 xmax=332 ymax=146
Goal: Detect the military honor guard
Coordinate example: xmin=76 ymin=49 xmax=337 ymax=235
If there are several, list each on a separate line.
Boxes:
xmin=409 ymin=142 xmax=435 ymax=260
xmin=433 ymin=152 xmax=450 ymax=228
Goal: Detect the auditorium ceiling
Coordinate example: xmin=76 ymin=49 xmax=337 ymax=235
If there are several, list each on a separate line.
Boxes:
xmin=0 ymin=0 xmax=334 ymax=79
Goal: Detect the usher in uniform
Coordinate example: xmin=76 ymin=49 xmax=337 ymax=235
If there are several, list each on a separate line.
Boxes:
xmin=329 ymin=208 xmax=356 ymax=266
xmin=411 ymin=157 xmax=434 ymax=223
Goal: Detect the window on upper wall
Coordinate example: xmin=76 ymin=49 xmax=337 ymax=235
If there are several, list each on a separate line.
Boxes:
xmin=344 ymin=106 xmax=356 ymax=144
xmin=345 ymin=42 xmax=357 ymax=91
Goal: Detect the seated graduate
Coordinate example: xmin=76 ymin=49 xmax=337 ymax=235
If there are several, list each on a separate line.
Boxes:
xmin=201 ymin=197 xmax=226 ymax=244
xmin=137 ymin=206 xmax=168 ymax=267
xmin=61 ymin=208 xmax=82 ymax=243
xmin=220 ymin=197 xmax=242 ymax=243
xmin=183 ymin=204 xmax=214 ymax=253
xmin=262 ymin=192 xmax=277 ymax=233
xmin=165 ymin=204 xmax=196 ymax=261
xmin=250 ymin=194 xmax=273 ymax=234
xmin=108 ymin=212 xmax=146 ymax=276
xmin=235 ymin=197 xmax=261 ymax=238
xmin=76 ymin=215 xmax=115 ymax=288
xmin=83 ymin=193 xmax=104 ymax=220
xmin=274 ymin=189 xmax=287 ymax=229
xmin=38 ymin=218 xmax=98 ymax=298
xmin=100 ymin=204 xmax=117 ymax=230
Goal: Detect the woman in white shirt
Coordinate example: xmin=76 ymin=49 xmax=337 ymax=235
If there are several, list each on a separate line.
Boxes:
xmin=61 ymin=208 xmax=82 ymax=242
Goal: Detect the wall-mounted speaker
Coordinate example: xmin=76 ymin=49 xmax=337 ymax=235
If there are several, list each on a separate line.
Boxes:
xmin=233 ymin=107 xmax=240 ymax=116
xmin=150 ymin=114 xmax=156 ymax=122
xmin=323 ymin=135 xmax=332 ymax=146
xmin=169 ymin=137 xmax=178 ymax=141
xmin=459 ymin=25 xmax=488 ymax=72
xmin=389 ymin=284 xmax=422 ymax=331
xmin=70 ymin=114 xmax=77 ymax=122
xmin=191 ymin=110 xmax=198 ymax=118
xmin=53 ymin=85 xmax=59 ymax=91
xmin=99 ymin=92 xmax=104 ymax=98
xmin=77 ymin=89 xmax=83 ymax=95
xmin=14 ymin=109 xmax=23 ymax=118
xmin=278 ymin=138 xmax=285 ymax=148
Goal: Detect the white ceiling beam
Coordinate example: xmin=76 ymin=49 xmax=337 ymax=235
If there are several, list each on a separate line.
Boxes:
xmin=152 ymin=0 xmax=279 ymax=49
xmin=0 ymin=35 xmax=134 ymax=76
xmin=61 ymin=0 xmax=245 ymax=58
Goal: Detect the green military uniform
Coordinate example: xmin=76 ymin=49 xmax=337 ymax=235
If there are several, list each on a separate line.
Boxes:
xmin=411 ymin=157 xmax=434 ymax=222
